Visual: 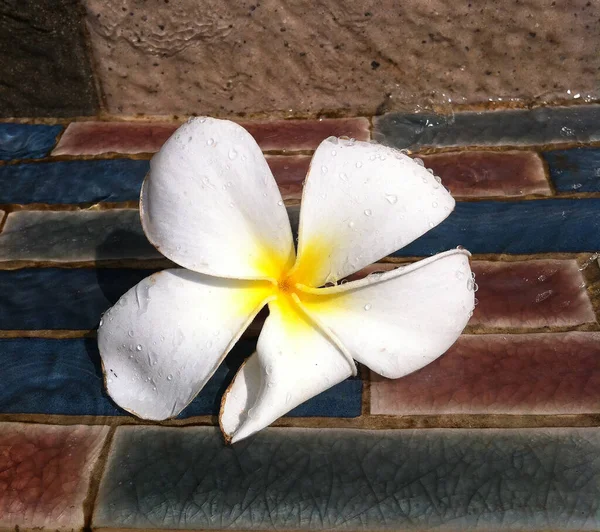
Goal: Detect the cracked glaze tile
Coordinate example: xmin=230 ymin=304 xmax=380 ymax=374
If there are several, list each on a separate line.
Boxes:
xmin=421 ymin=150 xmax=551 ymax=197
xmin=93 ymin=426 xmax=600 ymax=530
xmin=0 ymin=338 xmax=361 ymax=418
xmin=52 ymin=118 xmax=369 ymax=155
xmin=371 ymin=332 xmax=600 ymax=415
xmin=375 ymin=106 xmax=600 ymax=150
xmin=0 ymin=423 xmax=108 ymax=530
xmin=0 ymin=124 xmax=62 ymax=160
xmin=544 ymin=147 xmax=600 ymax=192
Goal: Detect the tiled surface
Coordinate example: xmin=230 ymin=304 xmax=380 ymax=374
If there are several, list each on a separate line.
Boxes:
xmin=0 ymin=124 xmax=63 ymax=160
xmin=267 ymin=155 xmax=311 ymax=200
xmin=544 ymin=147 xmax=600 ymax=192
xmin=0 ymin=338 xmax=361 ymax=418
xmin=0 ymin=1 xmax=98 ymax=117
xmin=83 ymin=0 xmax=598 ymax=115
xmin=375 ymin=106 xmax=600 ymax=150
xmin=94 ymin=426 xmax=600 ymax=530
xmin=398 ymin=199 xmax=600 ymax=256
xmin=0 ymin=423 xmax=108 ymax=530
xmin=0 ymin=159 xmax=149 ymax=204
xmin=52 ymin=118 xmax=370 ymax=155
xmin=371 ymin=333 xmax=600 ymax=415
xmin=421 ymin=150 xmax=551 ymax=197
xmin=0 ymin=209 xmax=160 ymax=262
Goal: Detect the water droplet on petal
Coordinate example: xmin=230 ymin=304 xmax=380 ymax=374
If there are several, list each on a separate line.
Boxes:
xmin=364 ymin=303 xmax=372 ymax=311
xmin=432 ymin=201 xmax=438 ymax=208
xmin=99 ymin=317 xmax=104 ymax=327
xmin=455 ymin=270 xmax=465 ymax=280
xmin=167 ymin=374 xmax=173 ymax=381
xmin=385 ymin=194 xmax=398 ymax=204
xmin=348 ymin=220 xmax=355 ymax=228
xmin=339 ymin=172 xmax=348 ymax=181
xmin=364 ymin=209 xmax=372 ymax=216
xmin=428 ymin=221 xmax=434 ymax=228
xmin=228 ymin=148 xmax=238 ymax=160
xmin=136 ymin=344 xmax=142 ymax=351
xmin=128 ymin=330 xmax=134 ymax=338
xmin=206 ymin=138 xmax=215 ymax=146
xmin=414 ymin=157 xmax=424 ymax=166
xmin=277 ymin=200 xmax=284 ymax=206
xmin=356 ymin=161 xmax=363 ymax=168
xmin=321 ymin=165 xmax=328 ymax=174
xmin=331 ymin=149 xmax=337 ymax=156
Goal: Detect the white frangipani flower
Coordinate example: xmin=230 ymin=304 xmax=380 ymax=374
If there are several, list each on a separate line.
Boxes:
xmin=98 ymin=117 xmax=474 ymax=443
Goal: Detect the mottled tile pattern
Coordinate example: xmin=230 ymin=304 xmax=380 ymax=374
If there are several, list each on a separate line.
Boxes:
xmin=0 ymin=159 xmax=149 ymax=204
xmin=0 ymin=124 xmax=62 ymax=160
xmin=371 ymin=333 xmax=600 ymax=415
xmin=52 ymin=118 xmax=369 ymax=155
xmin=422 ymin=150 xmax=551 ymax=197
xmin=0 ymin=423 xmax=108 ymax=530
xmin=94 ymin=426 xmax=600 ymax=530
xmin=375 ymin=106 xmax=600 ymax=150
xmin=84 ymin=0 xmax=598 ymax=115
xmin=544 ymin=147 xmax=600 ymax=192
xmin=0 ymin=338 xmax=361 ymax=418
xmin=0 ymin=1 xmax=98 ymax=117
xmin=398 ymin=199 xmax=600 ymax=256
xmin=471 ymin=259 xmax=595 ymax=328
xmin=0 ymin=209 xmax=160 ymax=262
xmin=267 ymin=155 xmax=310 ymax=200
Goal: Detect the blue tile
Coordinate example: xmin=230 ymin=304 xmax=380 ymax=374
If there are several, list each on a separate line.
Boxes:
xmin=0 ymin=268 xmax=158 ymax=330
xmin=0 ymin=124 xmax=63 ymax=160
xmin=544 ymin=147 xmax=600 ymax=192
xmin=397 ymin=199 xmax=600 ymax=256
xmin=0 ymin=159 xmax=149 ymax=204
xmin=374 ymin=105 xmax=600 ymax=150
xmin=0 ymin=338 xmax=361 ymax=417
xmin=94 ymin=426 xmax=600 ymax=530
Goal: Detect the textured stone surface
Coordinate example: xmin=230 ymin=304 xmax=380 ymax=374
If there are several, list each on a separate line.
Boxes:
xmin=52 ymin=118 xmax=369 ymax=155
xmin=544 ymin=147 xmax=600 ymax=192
xmin=94 ymin=426 xmax=600 ymax=530
xmin=375 ymin=106 xmax=600 ymax=150
xmin=0 ymin=159 xmax=149 ymax=204
xmin=0 ymin=338 xmax=361 ymax=418
xmin=267 ymin=155 xmax=310 ymax=200
xmin=371 ymin=333 xmax=600 ymax=415
xmin=83 ymin=0 xmax=599 ymax=116
xmin=0 ymin=0 xmax=98 ymax=117
xmin=0 ymin=423 xmax=108 ymax=530
xmin=397 ymin=199 xmax=600 ymax=256
xmin=0 ymin=209 xmax=159 ymax=262
xmin=0 ymin=124 xmax=62 ymax=160
xmin=422 ymin=150 xmax=551 ymax=197
xmin=471 ymin=259 xmax=595 ymax=329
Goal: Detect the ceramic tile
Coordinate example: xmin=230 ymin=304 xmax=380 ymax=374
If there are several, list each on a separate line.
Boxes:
xmin=0 ymin=124 xmax=62 ymax=161
xmin=375 ymin=106 xmax=600 ymax=150
xmin=0 ymin=1 xmax=98 ymax=117
xmin=0 ymin=209 xmax=160 ymax=262
xmin=371 ymin=333 xmax=600 ymax=415
xmin=421 ymin=150 xmax=551 ymax=197
xmin=0 ymin=422 xmax=108 ymax=530
xmin=544 ymin=147 xmax=600 ymax=192
xmin=267 ymin=155 xmax=310 ymax=200
xmin=52 ymin=118 xmax=369 ymax=155
xmin=396 ymin=199 xmax=600 ymax=256
xmin=93 ymin=425 xmax=600 ymax=530
xmin=0 ymin=159 xmax=149 ymax=204
xmin=0 ymin=338 xmax=361 ymax=418
xmin=83 ymin=0 xmax=598 ymax=115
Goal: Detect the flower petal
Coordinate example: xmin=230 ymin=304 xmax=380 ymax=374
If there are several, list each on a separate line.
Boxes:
xmin=98 ymin=269 xmax=273 ymax=420
xmin=220 ymin=296 xmax=354 ymax=443
xmin=298 ymin=249 xmax=474 ymax=378
xmin=292 ymin=137 xmax=455 ymax=287
xmin=142 ymin=118 xmax=295 ymax=280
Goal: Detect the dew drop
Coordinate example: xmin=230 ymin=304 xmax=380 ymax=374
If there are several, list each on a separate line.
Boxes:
xmin=107 ymin=378 xmax=113 ymax=384
xmin=339 ymin=172 xmax=348 ymax=181
xmin=364 ymin=209 xmax=372 ymax=216
xmin=206 ymin=138 xmax=215 ymax=146
xmin=414 ymin=157 xmax=424 ymax=166
xmin=427 ymin=168 xmax=434 ymax=174
xmin=428 ymin=221 xmax=434 ymax=228
xmin=432 ymin=201 xmax=438 ymax=208
xmin=228 ymin=148 xmax=238 ymax=160
xmin=364 ymin=303 xmax=372 ymax=311
xmin=455 ymin=270 xmax=465 ymax=280
xmin=369 ymin=154 xmax=376 ymax=161
xmin=247 ymin=407 xmax=256 ymax=419
xmin=331 ymin=149 xmax=337 ymax=156
xmin=277 ymin=200 xmax=284 ymax=206
xmin=321 ymin=165 xmax=328 ymax=174
xmin=136 ymin=344 xmax=142 ymax=351
xmin=127 ymin=330 xmax=134 ymax=338
xmin=385 ymin=194 xmax=398 ymax=204
xmin=348 ymin=220 xmax=355 ymax=228
xmin=167 ymin=374 xmax=173 ymax=381
xmin=99 ymin=317 xmax=104 ymax=327
xmin=356 ymin=161 xmax=363 ymax=168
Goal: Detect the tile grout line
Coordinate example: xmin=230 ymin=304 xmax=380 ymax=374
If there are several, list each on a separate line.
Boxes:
xmin=537 ymin=147 xmax=559 ymax=196
xmin=82 ymin=425 xmax=116 ymax=532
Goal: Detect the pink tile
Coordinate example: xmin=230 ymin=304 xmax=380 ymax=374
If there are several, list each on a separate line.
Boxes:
xmin=371 ymin=332 xmax=600 ymax=415
xmin=348 ymin=259 xmax=595 ymax=329
xmin=266 ymin=155 xmax=310 ymax=200
xmin=0 ymin=423 xmax=109 ymax=530
xmin=420 ymin=151 xmax=551 ymax=197
xmin=52 ymin=118 xmax=370 ymax=156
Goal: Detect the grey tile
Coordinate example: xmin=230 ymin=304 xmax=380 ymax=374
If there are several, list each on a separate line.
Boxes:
xmin=0 ymin=209 xmax=160 ymax=262
xmin=0 ymin=1 xmax=98 ymax=117
xmin=94 ymin=426 xmax=600 ymax=530
xmin=374 ymin=106 xmax=600 ymax=150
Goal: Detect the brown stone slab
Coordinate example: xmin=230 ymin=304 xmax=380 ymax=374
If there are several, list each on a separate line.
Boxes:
xmin=371 ymin=332 xmax=600 ymax=415
xmin=267 ymin=155 xmax=310 ymax=200
xmin=421 ymin=150 xmax=551 ymax=197
xmin=0 ymin=423 xmax=109 ymax=530
xmin=52 ymin=118 xmax=369 ymax=156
